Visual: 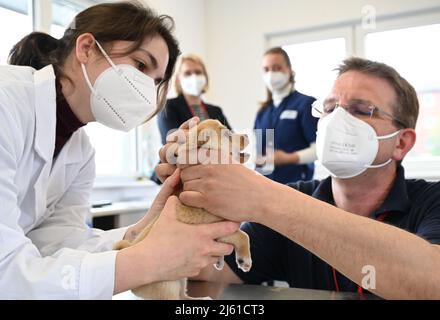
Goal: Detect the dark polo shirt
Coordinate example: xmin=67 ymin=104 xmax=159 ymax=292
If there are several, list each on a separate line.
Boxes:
xmin=225 ymin=165 xmax=440 ymax=292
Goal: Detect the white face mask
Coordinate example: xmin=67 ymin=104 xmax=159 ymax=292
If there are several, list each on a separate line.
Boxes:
xmin=180 ymin=74 xmax=206 ymax=97
xmin=81 ymin=40 xmax=157 ymax=132
xmin=316 ymin=107 xmax=400 ymax=179
xmin=263 ymin=71 xmax=290 ymax=92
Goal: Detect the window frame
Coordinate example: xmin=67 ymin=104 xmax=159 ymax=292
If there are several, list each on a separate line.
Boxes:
xmin=0 ymin=0 xmax=29 ymax=14
xmin=0 ymin=0 xmax=33 ymax=64
xmin=266 ymin=24 xmax=355 ymax=56
xmin=265 ymin=6 xmax=440 ymax=180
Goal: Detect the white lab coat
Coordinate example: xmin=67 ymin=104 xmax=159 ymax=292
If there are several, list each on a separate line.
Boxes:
xmin=0 ymin=65 xmax=128 ymax=299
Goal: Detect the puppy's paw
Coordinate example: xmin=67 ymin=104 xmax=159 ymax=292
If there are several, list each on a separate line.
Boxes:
xmin=236 ymin=256 xmax=252 ymax=272
xmin=214 ymin=257 xmax=225 ymax=270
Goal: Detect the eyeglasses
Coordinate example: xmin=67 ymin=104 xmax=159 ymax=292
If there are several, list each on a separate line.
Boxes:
xmin=312 ymin=99 xmax=407 ymax=128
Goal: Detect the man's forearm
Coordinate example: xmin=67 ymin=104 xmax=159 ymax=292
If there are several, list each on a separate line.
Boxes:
xmin=256 ymin=183 xmax=440 ymax=299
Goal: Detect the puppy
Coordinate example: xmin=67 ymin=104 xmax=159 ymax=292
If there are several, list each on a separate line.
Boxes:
xmin=113 ymin=119 xmax=252 ymax=300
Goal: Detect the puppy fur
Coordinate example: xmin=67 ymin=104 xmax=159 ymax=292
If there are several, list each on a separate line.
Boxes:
xmin=113 ymin=119 xmax=252 ymax=300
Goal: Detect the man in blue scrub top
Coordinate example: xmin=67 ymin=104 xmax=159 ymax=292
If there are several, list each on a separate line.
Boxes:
xmin=255 ymin=47 xmax=318 ymax=184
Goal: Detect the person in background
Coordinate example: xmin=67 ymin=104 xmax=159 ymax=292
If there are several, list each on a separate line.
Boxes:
xmin=255 ymin=47 xmax=318 ymax=184
xmin=157 ymin=54 xmax=231 ymax=144
xmin=157 ymin=57 xmax=440 ymax=299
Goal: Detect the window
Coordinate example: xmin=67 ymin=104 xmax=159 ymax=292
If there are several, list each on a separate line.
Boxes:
xmin=50 ymin=0 xmax=84 ymax=38
xmin=283 ymin=37 xmax=347 ymax=99
xmin=268 ymin=26 xmax=352 ymax=100
xmin=137 ymin=121 xmax=162 ymax=179
xmin=0 ymin=0 xmax=32 ymax=65
xmin=365 ymin=23 xmax=440 ymax=158
xmin=268 ymin=8 xmax=440 ymax=179
xmin=85 ymin=123 xmax=138 ymax=176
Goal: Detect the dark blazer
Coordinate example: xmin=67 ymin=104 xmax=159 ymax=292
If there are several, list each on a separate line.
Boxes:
xmin=157 ymin=94 xmax=232 ymax=144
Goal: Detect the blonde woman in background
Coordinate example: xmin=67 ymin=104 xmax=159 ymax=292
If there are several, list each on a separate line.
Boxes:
xmin=157 ymin=54 xmax=231 ymax=144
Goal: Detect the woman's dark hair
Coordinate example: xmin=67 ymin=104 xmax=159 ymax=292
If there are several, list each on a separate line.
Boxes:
xmin=8 ymin=0 xmax=180 ymax=113
xmin=260 ymin=47 xmax=294 ymax=110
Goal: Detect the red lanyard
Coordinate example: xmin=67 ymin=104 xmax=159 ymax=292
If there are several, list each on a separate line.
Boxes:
xmin=332 ymin=212 xmax=389 ymax=295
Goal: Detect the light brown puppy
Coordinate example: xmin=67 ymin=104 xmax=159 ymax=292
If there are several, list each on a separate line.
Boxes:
xmin=113 ymin=119 xmax=252 ymax=299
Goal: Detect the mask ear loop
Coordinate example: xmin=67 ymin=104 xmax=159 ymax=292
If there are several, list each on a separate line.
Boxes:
xmin=81 ymin=63 xmax=97 ymax=96
xmin=366 ymin=158 xmax=392 ymax=169
xmin=364 ymin=130 xmax=401 ymax=169
xmin=95 ymin=40 xmax=119 ymax=72
xmin=80 ymin=39 xmax=116 ymax=97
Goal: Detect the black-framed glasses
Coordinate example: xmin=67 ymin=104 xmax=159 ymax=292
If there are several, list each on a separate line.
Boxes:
xmin=312 ymin=99 xmax=407 ymax=128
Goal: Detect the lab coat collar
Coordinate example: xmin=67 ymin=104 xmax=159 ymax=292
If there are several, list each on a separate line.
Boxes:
xmin=33 ymin=65 xmax=56 ymax=162
xmin=63 ymin=130 xmax=84 ymax=165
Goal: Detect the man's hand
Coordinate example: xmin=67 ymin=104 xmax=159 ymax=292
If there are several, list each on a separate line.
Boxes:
xmin=156 ymin=117 xmax=200 ymax=183
xmin=179 ymin=149 xmax=276 ymax=222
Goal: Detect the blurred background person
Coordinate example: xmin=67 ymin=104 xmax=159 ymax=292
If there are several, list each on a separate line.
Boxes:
xmin=157 ymin=54 xmax=231 ymax=144
xmin=255 ymin=47 xmax=318 ymax=184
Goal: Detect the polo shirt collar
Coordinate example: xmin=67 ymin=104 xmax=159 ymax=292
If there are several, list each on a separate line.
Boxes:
xmin=311 ymin=165 xmax=411 ymax=218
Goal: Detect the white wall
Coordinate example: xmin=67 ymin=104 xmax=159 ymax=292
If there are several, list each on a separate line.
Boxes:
xmin=203 ymin=0 xmax=440 ymax=130
xmin=143 ymin=0 xmax=206 ymax=59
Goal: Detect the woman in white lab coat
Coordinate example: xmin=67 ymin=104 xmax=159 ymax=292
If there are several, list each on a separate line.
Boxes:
xmin=0 ymin=1 xmax=236 ymax=299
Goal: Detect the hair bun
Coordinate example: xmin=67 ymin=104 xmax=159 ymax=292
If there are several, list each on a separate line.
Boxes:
xmin=8 ymin=32 xmax=60 ymax=70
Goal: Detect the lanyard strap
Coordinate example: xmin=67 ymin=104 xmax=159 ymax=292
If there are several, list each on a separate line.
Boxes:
xmin=188 ymin=101 xmax=209 ymax=120
xmin=332 ymin=212 xmax=389 ymax=294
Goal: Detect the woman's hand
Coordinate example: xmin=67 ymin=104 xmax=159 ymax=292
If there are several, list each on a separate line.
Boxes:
xmin=179 ymin=150 xmax=277 ymax=223
xmin=115 ymin=196 xmax=239 ymax=293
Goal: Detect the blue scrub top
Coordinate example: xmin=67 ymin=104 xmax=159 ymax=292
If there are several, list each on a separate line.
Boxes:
xmin=254 ymin=90 xmax=317 ymax=184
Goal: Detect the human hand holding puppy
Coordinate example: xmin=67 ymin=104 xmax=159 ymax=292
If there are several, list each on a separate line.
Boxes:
xmin=114 ymin=170 xmax=238 ymax=295
xmin=155 ymin=117 xmax=200 ymax=183
xmin=114 ymin=119 xmax=251 ymax=299
xmin=179 ymin=151 xmax=275 ymax=223
xmin=156 ymin=117 xmax=272 ymax=223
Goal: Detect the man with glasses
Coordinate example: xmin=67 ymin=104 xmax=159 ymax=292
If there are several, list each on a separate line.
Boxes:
xmin=156 ymin=57 xmax=440 ymax=299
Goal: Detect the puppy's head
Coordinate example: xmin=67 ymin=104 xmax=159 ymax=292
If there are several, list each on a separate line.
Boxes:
xmin=178 ymin=119 xmax=249 ymax=165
